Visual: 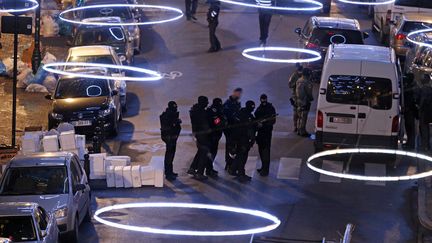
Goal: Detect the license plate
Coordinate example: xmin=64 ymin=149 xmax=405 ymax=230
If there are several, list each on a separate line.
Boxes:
xmin=72 ymin=120 xmax=92 ymax=127
xmin=331 ymin=117 xmax=352 ymax=124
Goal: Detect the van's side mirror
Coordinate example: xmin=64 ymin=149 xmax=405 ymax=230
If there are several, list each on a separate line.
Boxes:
xmin=45 ymin=94 xmax=52 ymax=100
xmin=295 ymin=27 xmax=302 ymax=36
xmin=73 ymin=184 xmax=86 ymax=193
xmin=363 ymin=32 xmax=369 ymax=39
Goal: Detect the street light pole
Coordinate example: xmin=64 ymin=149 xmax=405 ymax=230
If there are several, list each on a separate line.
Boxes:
xmin=12 ymin=15 xmax=18 ymax=147
xmin=31 ymin=0 xmax=41 ymax=74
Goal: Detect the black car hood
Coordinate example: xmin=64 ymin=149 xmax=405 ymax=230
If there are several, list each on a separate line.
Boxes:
xmin=53 ymin=97 xmax=109 ymax=113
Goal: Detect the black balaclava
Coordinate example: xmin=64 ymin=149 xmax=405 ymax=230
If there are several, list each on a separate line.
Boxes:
xmin=212 ymin=98 xmax=223 ymax=107
xmin=198 ymin=96 xmax=209 ymax=108
xmin=168 ymin=101 xmax=178 ymax=112
xmin=260 ymin=94 xmax=268 ymax=105
xmin=245 ymin=100 xmax=255 ymax=113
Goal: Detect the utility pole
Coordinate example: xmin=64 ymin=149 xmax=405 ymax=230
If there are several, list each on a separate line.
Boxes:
xmin=31 ymin=0 xmax=41 ymax=74
xmin=11 ymin=14 xmax=18 ymax=147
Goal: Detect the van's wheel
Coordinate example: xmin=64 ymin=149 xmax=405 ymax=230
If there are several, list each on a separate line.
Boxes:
xmin=83 ymin=199 xmax=92 ymax=222
xmin=68 ymin=216 xmax=79 ymax=243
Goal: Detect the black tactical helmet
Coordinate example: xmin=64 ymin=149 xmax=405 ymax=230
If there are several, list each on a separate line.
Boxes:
xmin=168 ymin=101 xmax=177 ymax=110
xmin=198 ymin=96 xmax=209 ymax=107
xmin=213 ymin=98 xmax=223 ymax=106
xmin=245 ymin=100 xmax=255 ymax=112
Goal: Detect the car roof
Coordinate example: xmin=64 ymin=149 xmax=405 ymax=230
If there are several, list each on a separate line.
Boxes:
xmin=312 ymin=16 xmax=360 ymax=30
xmin=68 ymin=45 xmax=114 ymax=57
xmin=0 ymin=202 xmax=38 ymax=216
xmin=329 ymin=44 xmax=395 ymax=63
xmin=402 ymin=13 xmax=432 ymax=23
xmin=9 ymin=152 xmax=72 ymax=167
xmin=82 ymin=16 xmax=122 ymax=24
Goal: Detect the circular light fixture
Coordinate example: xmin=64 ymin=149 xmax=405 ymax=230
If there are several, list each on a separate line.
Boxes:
xmin=59 ymin=4 xmax=184 ymax=26
xmin=338 ymin=0 xmax=395 ymax=5
xmin=330 ymin=34 xmax=347 ymax=45
xmin=242 ymin=46 xmax=322 ymax=63
xmin=0 ymin=0 xmax=39 ymax=13
xmin=219 ymin=0 xmax=323 ymax=11
xmin=406 ymin=28 xmax=432 ymax=49
xmin=307 ymin=148 xmax=432 ymax=181
xmin=43 ymin=62 xmax=162 ymax=82
xmin=94 ymin=202 xmax=281 ymax=236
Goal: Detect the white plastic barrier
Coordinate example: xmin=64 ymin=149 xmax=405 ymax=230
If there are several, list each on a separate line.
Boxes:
xmin=75 ymin=135 xmax=86 ymax=160
xmin=131 ymin=166 xmax=141 ymax=188
xmin=149 ymin=156 xmax=164 ymax=188
xmin=42 ymin=135 xmax=59 ymax=152
xmin=114 ymin=166 xmax=124 ymax=188
xmin=140 ymin=166 xmax=155 ymax=186
xmin=59 ymin=131 xmax=76 ymax=150
xmin=105 ymin=156 xmax=131 ymax=168
xmin=21 ymin=132 xmax=43 ymax=154
xmin=122 ymin=166 xmax=133 ymax=188
xmin=89 ymin=153 xmax=106 ymax=179
xmin=106 ymin=166 xmax=115 ymax=188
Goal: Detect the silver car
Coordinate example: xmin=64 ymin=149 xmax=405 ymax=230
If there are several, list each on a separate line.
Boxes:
xmin=0 ymin=152 xmax=91 ymax=242
xmin=0 ymin=202 xmax=58 ymax=243
xmin=389 ymin=13 xmax=432 ymax=57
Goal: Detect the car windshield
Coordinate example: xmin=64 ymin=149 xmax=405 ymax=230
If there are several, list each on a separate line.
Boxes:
xmin=311 ymin=28 xmax=364 ymax=46
xmin=0 ymin=216 xmax=37 ymax=242
xmin=74 ymin=27 xmax=125 ymax=46
xmin=55 ymin=78 xmax=109 ymax=99
xmin=326 ymin=75 xmax=393 ymax=110
xmin=69 ymin=55 xmax=115 ymax=65
xmin=396 ymin=0 xmax=432 ymax=8
xmin=0 ymin=166 xmax=69 ymax=195
xmin=402 ymin=21 xmax=432 ymax=33
xmin=81 ymin=6 xmax=133 ymax=21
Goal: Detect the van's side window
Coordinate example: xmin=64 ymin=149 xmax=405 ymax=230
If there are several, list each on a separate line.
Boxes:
xmin=326 ymin=75 xmax=393 ymax=110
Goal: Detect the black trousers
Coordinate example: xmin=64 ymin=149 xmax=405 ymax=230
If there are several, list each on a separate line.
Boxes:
xmin=419 ymin=115 xmax=430 ymax=151
xmin=209 ymin=133 xmax=222 ymax=163
xmin=185 ymin=0 xmax=198 ymax=17
xmin=190 ymin=135 xmax=211 ymax=174
xmin=404 ymin=110 xmax=416 ymax=148
xmin=209 ymin=22 xmax=221 ymax=50
xmin=224 ymin=132 xmax=236 ymax=168
xmin=163 ymin=138 xmax=177 ymax=176
xmin=233 ymin=145 xmax=250 ymax=176
xmin=259 ymin=12 xmax=272 ymax=42
xmin=257 ymin=131 xmax=272 ymax=173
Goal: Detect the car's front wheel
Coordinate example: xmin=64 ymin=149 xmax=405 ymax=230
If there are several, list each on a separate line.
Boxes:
xmin=110 ymin=118 xmax=119 ymax=137
xmin=66 ymin=216 xmax=79 ymax=243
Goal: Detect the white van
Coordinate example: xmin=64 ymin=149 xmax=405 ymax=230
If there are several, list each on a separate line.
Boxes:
xmin=315 ymin=44 xmax=400 ymax=151
xmin=373 ymin=0 xmax=432 ymax=44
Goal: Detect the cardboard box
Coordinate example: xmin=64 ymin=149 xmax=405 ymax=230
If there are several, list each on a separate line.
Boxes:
xmin=122 ymin=166 xmax=133 ymax=188
xmin=89 ymin=153 xmax=106 ymax=179
xmin=131 ymin=166 xmax=141 ymax=188
xmin=59 ymin=131 xmax=76 ymax=150
xmin=114 ymin=166 xmax=124 ymax=188
xmin=140 ymin=166 xmax=154 ymax=186
xmin=42 ymin=135 xmax=59 ymax=152
xmin=106 ymin=166 xmax=115 ymax=188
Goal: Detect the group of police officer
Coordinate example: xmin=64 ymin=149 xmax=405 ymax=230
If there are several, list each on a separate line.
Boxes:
xmin=160 ymin=88 xmax=277 ymax=182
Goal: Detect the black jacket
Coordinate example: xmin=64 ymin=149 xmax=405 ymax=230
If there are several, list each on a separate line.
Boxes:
xmin=190 ymin=104 xmax=210 ymax=135
xmin=223 ymin=96 xmax=241 ymax=124
xmin=255 ymin=102 xmax=276 ymax=133
xmin=233 ymin=108 xmax=256 ymax=147
xmin=160 ymin=109 xmax=181 ymax=140
xmin=207 ymin=104 xmax=227 ymax=138
xmin=207 ymin=4 xmax=220 ymax=24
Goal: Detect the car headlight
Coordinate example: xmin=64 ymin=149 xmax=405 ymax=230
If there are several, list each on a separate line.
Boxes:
xmin=51 ymin=112 xmax=63 ymax=120
xmin=99 ymin=108 xmax=112 ymax=116
xmin=54 ymin=207 xmax=68 ymax=218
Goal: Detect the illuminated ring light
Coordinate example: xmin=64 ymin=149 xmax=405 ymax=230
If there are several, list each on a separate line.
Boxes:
xmin=59 ymin=4 xmax=183 ymax=26
xmin=219 ymin=0 xmax=323 ymax=11
xmin=0 ymin=0 xmax=39 ymax=13
xmin=43 ymin=62 xmax=162 ymax=81
xmin=242 ymin=47 xmax=321 ymax=63
xmin=330 ymin=34 xmax=346 ymax=45
xmin=94 ymin=202 xmax=281 ymax=236
xmin=407 ymin=28 xmax=432 ymax=49
xmin=338 ymin=0 xmax=395 ymax=5
xmin=307 ymin=148 xmax=432 ymax=181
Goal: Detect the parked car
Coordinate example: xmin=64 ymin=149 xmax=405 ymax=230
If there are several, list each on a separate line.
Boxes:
xmin=66 ymin=45 xmax=127 ymax=111
xmin=373 ymin=0 xmax=432 ymax=44
xmin=47 ymin=72 xmax=122 ymax=136
xmin=0 ymin=152 xmax=91 ymax=242
xmin=80 ymin=0 xmax=141 ymax=54
xmin=404 ymin=32 xmax=432 ymax=75
xmin=407 ymin=46 xmax=432 ymax=87
xmin=315 ymin=44 xmax=400 ymax=151
xmin=0 ymin=202 xmax=58 ymax=243
xmin=295 ymin=16 xmax=369 ymax=71
xmin=389 ymin=13 xmax=432 ymax=58
xmin=72 ymin=17 xmax=135 ymax=65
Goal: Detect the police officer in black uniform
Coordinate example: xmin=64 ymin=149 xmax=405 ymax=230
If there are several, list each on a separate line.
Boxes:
xmin=160 ymin=101 xmax=182 ymax=181
xmin=231 ymin=100 xmax=257 ymax=182
xmin=185 ymin=0 xmax=198 ymax=20
xmin=403 ymin=73 xmax=417 ymax=150
xmin=207 ymin=98 xmax=226 ymax=177
xmin=189 ymin=96 xmax=211 ymax=180
xmin=207 ymin=0 xmax=221 ymax=52
xmin=255 ymin=94 xmax=276 ymax=177
xmin=223 ymin=88 xmax=243 ymax=171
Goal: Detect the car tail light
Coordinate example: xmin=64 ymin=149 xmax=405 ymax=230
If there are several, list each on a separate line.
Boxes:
xmin=317 ymin=110 xmax=323 ymax=128
xmin=385 ymin=10 xmax=392 ymax=24
xmin=396 ymin=33 xmax=406 ymax=40
xmin=306 ymin=42 xmax=319 ymax=49
xmin=391 ymin=115 xmax=399 ymax=133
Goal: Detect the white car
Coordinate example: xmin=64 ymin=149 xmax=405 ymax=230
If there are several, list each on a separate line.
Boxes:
xmin=66 ymin=45 xmax=127 ymax=111
xmin=373 ymin=0 xmax=432 ymax=44
xmin=315 ymin=44 xmax=400 ymax=151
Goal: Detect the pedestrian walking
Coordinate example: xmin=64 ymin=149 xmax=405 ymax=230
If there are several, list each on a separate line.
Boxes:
xmin=289 ymin=63 xmax=303 ymax=133
xmin=296 ymin=68 xmax=314 ymax=137
xmin=185 ymin=0 xmax=198 ymax=20
xmin=417 ymin=74 xmax=432 ymax=151
xmin=257 ymin=0 xmax=274 ymax=46
xmin=402 ymin=73 xmax=417 ymax=150
xmin=255 ymin=94 xmax=276 ymax=177
xmin=207 ymin=0 xmax=221 ymax=53
xmin=231 ymin=100 xmax=257 ymax=182
xmin=189 ymin=96 xmax=211 ymax=180
xmin=223 ymin=88 xmax=243 ymax=171
xmin=206 ymin=98 xmax=227 ymax=177
xmin=160 ymin=101 xmax=182 ymax=181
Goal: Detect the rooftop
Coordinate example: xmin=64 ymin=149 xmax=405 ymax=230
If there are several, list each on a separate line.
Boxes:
xmin=330 ymin=44 xmax=394 ymax=63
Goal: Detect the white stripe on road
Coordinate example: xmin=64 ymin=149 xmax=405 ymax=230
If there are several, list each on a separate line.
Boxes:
xmin=277 ymin=157 xmax=302 ymax=180
xmin=319 ymin=160 xmax=343 ymax=183
xmin=365 ymin=163 xmax=386 ymax=186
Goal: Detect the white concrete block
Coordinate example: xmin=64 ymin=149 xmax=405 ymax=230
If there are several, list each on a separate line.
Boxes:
xmin=42 ymin=135 xmax=59 ymax=152
xmin=131 ymin=166 xmax=141 ymax=188
xmin=106 ymin=166 xmax=115 ymax=188
xmin=114 ymin=166 xmax=124 ymax=188
xmin=122 ymin=166 xmax=133 ymax=188
xmin=59 ymin=131 xmax=76 ymax=150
